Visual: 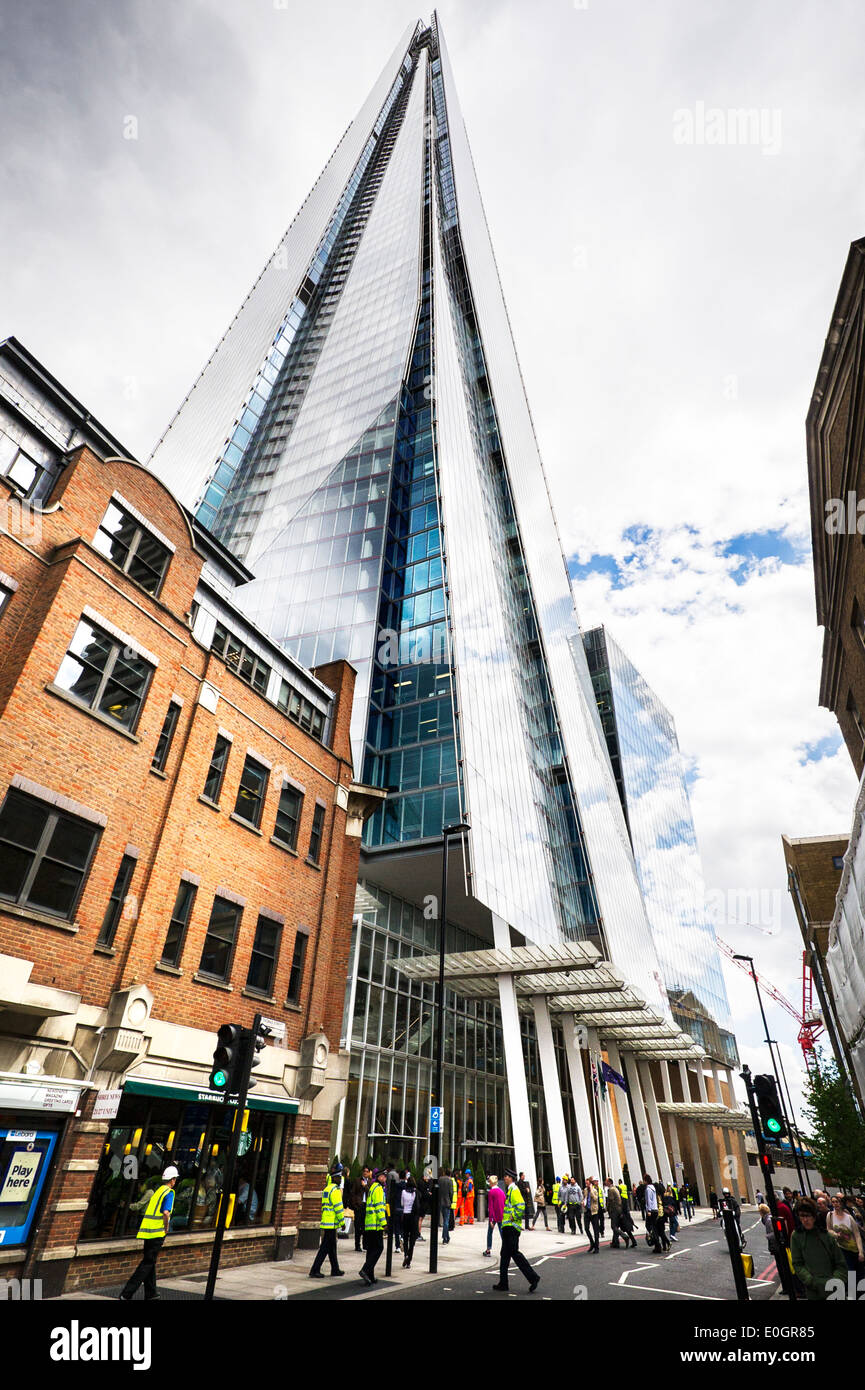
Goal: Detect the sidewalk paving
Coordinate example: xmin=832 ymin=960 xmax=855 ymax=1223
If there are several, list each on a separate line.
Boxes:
xmin=54 ymin=1205 xmax=722 ymax=1302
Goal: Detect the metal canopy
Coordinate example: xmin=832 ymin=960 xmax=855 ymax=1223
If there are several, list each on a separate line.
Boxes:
xmin=395 ymin=942 xmax=705 ymax=1060
xmin=658 ymin=1101 xmax=750 ymax=1131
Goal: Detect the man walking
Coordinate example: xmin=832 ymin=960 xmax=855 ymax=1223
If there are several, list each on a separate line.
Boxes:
xmin=492 ymin=1168 xmax=540 ymax=1293
xmin=568 ymin=1176 xmax=583 ymax=1234
xmin=644 ymin=1172 xmax=664 ymax=1254
xmin=517 ymin=1171 xmax=533 ymax=1231
xmin=438 ymin=1166 xmax=453 ymax=1245
xmin=483 ymin=1174 xmax=504 ymax=1257
xmin=119 ymin=1166 xmax=178 ymax=1301
xmin=359 ymin=1168 xmax=388 ymax=1285
xmin=309 ymin=1161 xmax=346 ymax=1278
xmin=350 ymin=1165 xmax=370 ymax=1252
xmin=604 ymin=1177 xmax=623 ymax=1248
xmin=583 ymin=1178 xmax=601 ymax=1253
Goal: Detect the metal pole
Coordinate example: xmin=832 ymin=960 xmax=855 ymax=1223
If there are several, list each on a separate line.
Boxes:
xmin=734 ymin=956 xmax=806 ymax=1192
xmin=721 ymin=1205 xmax=750 ymax=1302
xmin=741 ymin=1065 xmax=796 ymax=1301
xmin=429 ymin=833 xmax=448 ymax=1275
xmin=204 ymin=1013 xmax=260 ymax=1301
xmin=767 ymin=1039 xmax=810 ymax=1196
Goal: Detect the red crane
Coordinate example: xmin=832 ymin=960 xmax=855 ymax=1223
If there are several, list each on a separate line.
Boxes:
xmin=717 ymin=939 xmax=824 ymax=1072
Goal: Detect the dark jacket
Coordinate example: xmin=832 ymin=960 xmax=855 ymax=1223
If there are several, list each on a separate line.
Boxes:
xmin=518 ymin=1180 xmax=534 ymax=1217
xmin=790 ymin=1227 xmax=847 ymax=1300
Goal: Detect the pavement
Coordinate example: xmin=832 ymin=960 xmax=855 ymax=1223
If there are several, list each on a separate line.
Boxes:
xmin=53 ymin=1205 xmax=752 ymax=1302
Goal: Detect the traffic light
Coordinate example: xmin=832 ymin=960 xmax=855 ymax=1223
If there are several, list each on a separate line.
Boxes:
xmin=759 ymin=1151 xmax=774 ymax=1177
xmin=753 ymin=1073 xmax=787 ymax=1143
xmin=210 ymin=1023 xmax=242 ymax=1093
xmin=245 ymin=1020 xmax=272 ymax=1091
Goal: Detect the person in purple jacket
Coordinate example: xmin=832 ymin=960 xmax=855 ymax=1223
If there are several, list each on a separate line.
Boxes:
xmin=483 ymin=1175 xmax=505 ymax=1257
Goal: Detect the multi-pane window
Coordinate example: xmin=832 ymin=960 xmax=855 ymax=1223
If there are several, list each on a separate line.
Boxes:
xmin=276 ymin=679 xmax=325 ymax=741
xmin=211 ymin=623 xmax=271 ymax=694
xmin=286 ymin=931 xmax=309 ymax=1006
xmin=198 ymin=896 xmax=241 ymax=981
xmin=93 ymin=501 xmax=172 ymax=596
xmin=97 ymin=854 xmax=137 ymax=947
xmin=152 ymin=701 xmax=181 ymax=772
xmin=233 ymin=756 xmax=268 ymax=828
xmin=308 ymin=803 xmax=325 ymax=864
xmin=161 ymin=879 xmax=197 ymax=966
xmin=0 ymin=788 xmax=100 ymax=920
xmin=273 ymin=783 xmax=302 ymax=850
xmin=246 ymin=914 xmax=282 ymax=996
xmin=0 ymin=434 xmax=44 ymax=496
xmin=55 ymin=619 xmax=154 ymax=732
xmin=203 ymin=735 xmax=231 ymax=803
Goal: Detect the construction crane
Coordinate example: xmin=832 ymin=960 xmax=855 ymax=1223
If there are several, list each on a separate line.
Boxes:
xmin=717 ymin=938 xmax=824 ymax=1072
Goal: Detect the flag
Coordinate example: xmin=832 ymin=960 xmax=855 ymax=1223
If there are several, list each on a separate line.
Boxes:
xmin=602 ymin=1061 xmax=627 ymax=1093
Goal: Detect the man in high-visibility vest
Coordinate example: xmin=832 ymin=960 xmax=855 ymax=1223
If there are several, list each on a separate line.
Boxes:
xmin=308 ymin=1161 xmax=346 ymax=1278
xmin=359 ymin=1168 xmax=388 ymax=1286
xmin=492 ymin=1167 xmax=539 ymax=1293
xmin=119 ymin=1166 xmax=178 ymax=1301
xmin=619 ymin=1178 xmax=629 ymax=1208
xmin=450 ymin=1171 xmax=458 ymax=1233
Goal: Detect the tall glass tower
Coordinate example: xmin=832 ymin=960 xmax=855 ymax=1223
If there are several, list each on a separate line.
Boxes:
xmin=149 ymin=16 xmax=719 ymax=1186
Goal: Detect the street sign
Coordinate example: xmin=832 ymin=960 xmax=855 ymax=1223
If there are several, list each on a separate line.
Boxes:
xmin=92 ymin=1089 xmax=122 ymax=1121
xmin=259 ymin=1017 xmax=286 ymax=1044
xmin=430 ymin=1106 xmax=443 ymax=1134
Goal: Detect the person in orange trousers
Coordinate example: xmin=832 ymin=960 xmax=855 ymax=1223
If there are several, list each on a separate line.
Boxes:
xmin=459 ymin=1169 xmax=475 ymax=1224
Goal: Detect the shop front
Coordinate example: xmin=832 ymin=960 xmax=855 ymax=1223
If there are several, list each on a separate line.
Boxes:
xmin=0 ymin=1075 xmax=84 ymax=1264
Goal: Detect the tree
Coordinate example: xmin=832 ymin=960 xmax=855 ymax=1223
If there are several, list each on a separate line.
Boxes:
xmin=474 ymin=1159 xmax=487 ymax=1192
xmin=802 ymin=1053 xmax=865 ymax=1190
xmin=349 ymin=1156 xmax=362 ymax=1182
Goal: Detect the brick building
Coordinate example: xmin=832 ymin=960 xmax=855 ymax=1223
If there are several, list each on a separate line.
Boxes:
xmin=0 ymin=338 xmax=382 ymax=1293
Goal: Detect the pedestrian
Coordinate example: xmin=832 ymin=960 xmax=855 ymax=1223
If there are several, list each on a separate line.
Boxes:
xmin=484 ymin=1174 xmax=505 ymax=1257
xmin=552 ymin=1175 xmax=562 ymax=1230
xmin=460 ymin=1168 xmax=475 ymax=1225
xmin=418 ymin=1168 xmax=435 ymax=1242
xmin=438 ymin=1166 xmax=453 ymax=1245
xmin=755 ymin=1189 xmax=764 ymax=1207
xmin=401 ymin=1175 xmax=420 ymax=1268
xmin=583 ymin=1178 xmax=601 ymax=1253
xmin=518 ymin=1171 xmax=534 ymax=1231
xmin=719 ymin=1188 xmax=744 ymax=1248
xmin=636 ymin=1180 xmax=647 ymax=1219
xmin=308 ymin=1161 xmax=347 ymax=1278
xmin=119 ymin=1166 xmax=179 ymax=1301
xmin=349 ymin=1165 xmax=370 ymax=1253
xmin=597 ymin=1178 xmax=606 ymax=1238
xmin=618 ymin=1177 xmax=629 ymax=1211
xmin=388 ymin=1169 xmax=406 ymax=1253
xmin=681 ymin=1181 xmax=694 ymax=1220
xmin=791 ymin=1198 xmax=847 ymax=1300
xmin=359 ymin=1168 xmax=388 ymax=1286
xmin=643 ymin=1172 xmax=666 ymax=1254
xmin=618 ymin=1195 xmax=638 ymax=1249
xmin=450 ymin=1169 xmax=458 ymax=1233
xmin=532 ymin=1178 xmax=549 ymax=1229
xmin=827 ymin=1194 xmax=865 ymax=1272
xmin=492 ymin=1168 xmax=540 ymax=1293
xmin=663 ymin=1184 xmax=679 ymax=1241
xmin=568 ymin=1176 xmax=583 ymax=1234
xmin=604 ymin=1177 xmax=622 ymax=1248
xmin=709 ymin=1188 xmax=719 ymax=1219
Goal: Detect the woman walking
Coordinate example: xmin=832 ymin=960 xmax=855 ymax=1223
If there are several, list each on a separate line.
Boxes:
xmin=401 ymin=1175 xmax=420 ymax=1269
xmin=532 ymin=1179 xmax=549 ymax=1229
xmin=827 ymin=1194 xmax=864 ymax=1272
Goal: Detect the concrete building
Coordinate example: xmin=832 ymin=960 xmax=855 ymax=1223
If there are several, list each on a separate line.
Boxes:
xmin=0 ymin=337 xmax=380 ymax=1293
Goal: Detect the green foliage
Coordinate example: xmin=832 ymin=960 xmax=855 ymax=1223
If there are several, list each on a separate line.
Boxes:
xmin=349 ymin=1156 xmax=362 ymax=1181
xmin=802 ymin=1053 xmax=865 ymax=1190
xmin=474 ymin=1159 xmax=487 ymax=1191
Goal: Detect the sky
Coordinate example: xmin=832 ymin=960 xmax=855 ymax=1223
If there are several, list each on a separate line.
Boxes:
xmin=3 ymin=0 xmax=864 ymax=1133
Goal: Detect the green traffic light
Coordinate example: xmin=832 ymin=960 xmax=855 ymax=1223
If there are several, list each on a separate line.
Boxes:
xmin=766 ymin=1117 xmax=781 ymax=1134
xmin=212 ymin=1069 xmax=228 ymax=1089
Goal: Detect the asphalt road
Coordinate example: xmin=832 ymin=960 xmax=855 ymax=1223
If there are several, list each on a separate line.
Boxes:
xmin=285 ymin=1214 xmax=780 ymax=1302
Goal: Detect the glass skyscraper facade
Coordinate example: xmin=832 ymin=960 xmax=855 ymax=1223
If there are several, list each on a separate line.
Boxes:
xmin=583 ymin=627 xmax=738 ymax=1066
xmin=148 ymin=15 xmax=725 ymax=1177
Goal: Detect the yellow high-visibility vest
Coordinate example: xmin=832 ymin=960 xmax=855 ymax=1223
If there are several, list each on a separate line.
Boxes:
xmin=320 ymin=1178 xmax=345 ymax=1230
xmin=552 ymin=1182 xmax=560 ymax=1206
xmin=136 ymin=1184 xmax=172 ymax=1240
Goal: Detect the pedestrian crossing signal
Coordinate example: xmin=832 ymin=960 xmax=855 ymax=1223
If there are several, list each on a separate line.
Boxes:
xmin=210 ymin=1023 xmax=242 ymax=1093
xmin=753 ymin=1074 xmax=787 ymax=1143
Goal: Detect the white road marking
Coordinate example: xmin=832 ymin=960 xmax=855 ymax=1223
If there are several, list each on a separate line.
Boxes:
xmin=699 ymin=1240 xmax=718 ymax=1247
xmin=614 ymin=1263 xmax=657 ymax=1285
xmin=608 ymin=1282 xmax=722 ymax=1300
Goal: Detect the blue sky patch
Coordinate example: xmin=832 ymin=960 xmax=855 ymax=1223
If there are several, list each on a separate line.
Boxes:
xmin=798 ymin=733 xmax=842 ymax=764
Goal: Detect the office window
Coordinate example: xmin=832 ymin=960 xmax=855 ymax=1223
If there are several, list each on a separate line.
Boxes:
xmin=286 ymin=931 xmax=309 ymax=1006
xmin=152 ymin=700 xmax=182 ymax=771
xmin=0 ymin=788 xmax=101 ymax=920
xmin=1 ymin=442 xmax=44 ymax=496
xmin=832 ymin=855 xmax=844 ymax=871
xmin=847 ymin=691 xmax=865 ymax=752
xmin=273 ymin=783 xmax=302 ymax=850
xmin=198 ymin=896 xmax=241 ymax=981
xmin=55 ymin=618 xmax=154 ymax=732
xmin=853 ymin=598 xmax=865 ymax=654
xmin=97 ymin=854 xmax=137 ymax=947
xmin=246 ymin=914 xmax=282 ymax=996
xmin=308 ymin=803 xmax=325 ymax=864
xmin=0 ymin=584 xmax=13 ymax=616
xmin=211 ymin=623 xmax=271 ymax=694
xmin=93 ymin=501 xmax=172 ymax=596
xmin=161 ymin=879 xmax=197 ymax=966
xmin=277 ymin=678 xmax=326 ymax=740
xmin=233 ymin=756 xmax=268 ymax=828
xmin=203 ymin=735 xmax=231 ymax=803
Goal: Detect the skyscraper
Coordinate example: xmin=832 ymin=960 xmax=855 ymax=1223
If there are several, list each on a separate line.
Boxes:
xmin=149 ymin=15 xmax=736 ymax=1190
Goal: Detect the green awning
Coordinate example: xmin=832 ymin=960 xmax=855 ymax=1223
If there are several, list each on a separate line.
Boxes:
xmin=123 ymin=1076 xmax=299 ymax=1115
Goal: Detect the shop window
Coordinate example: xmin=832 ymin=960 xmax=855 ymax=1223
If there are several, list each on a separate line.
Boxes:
xmin=0 ymin=787 xmax=101 ymax=920
xmin=55 ymin=617 xmax=154 ymax=732
xmin=198 ymin=896 xmax=241 ymax=982
xmin=203 ymin=734 xmax=231 ymax=803
xmin=80 ymin=1096 xmax=285 ymax=1240
xmin=97 ymin=853 xmax=137 ymax=947
xmin=161 ymin=879 xmax=197 ymax=966
xmin=152 ymin=700 xmax=182 ymax=772
xmin=93 ymin=501 xmax=172 ymax=596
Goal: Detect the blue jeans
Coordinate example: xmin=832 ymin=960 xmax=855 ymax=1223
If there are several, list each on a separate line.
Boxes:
xmin=486 ymin=1219 xmax=502 ymax=1252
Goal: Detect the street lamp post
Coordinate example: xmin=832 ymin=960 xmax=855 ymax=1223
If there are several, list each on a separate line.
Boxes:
xmin=429 ymin=821 xmax=470 ymax=1275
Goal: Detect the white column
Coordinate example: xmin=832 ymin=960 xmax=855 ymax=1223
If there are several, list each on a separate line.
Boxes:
xmin=639 ymin=1060 xmax=674 ymax=1184
xmin=605 ymin=1041 xmax=642 ymax=1181
xmin=621 ymin=1052 xmax=657 ymax=1176
xmin=562 ymin=1014 xmax=600 ymax=1179
xmin=492 ymin=914 xmax=537 ymax=1194
xmin=660 ymin=1061 xmax=684 ymax=1188
xmin=588 ymin=1029 xmax=620 ymax=1179
xmin=686 ymin=1120 xmax=708 ymax=1206
xmin=532 ymin=995 xmax=571 ymax=1179
xmin=695 ymin=1062 xmax=709 ymax=1103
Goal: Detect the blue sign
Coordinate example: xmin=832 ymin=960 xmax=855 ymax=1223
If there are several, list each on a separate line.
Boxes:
xmin=430 ymin=1106 xmax=443 ymax=1134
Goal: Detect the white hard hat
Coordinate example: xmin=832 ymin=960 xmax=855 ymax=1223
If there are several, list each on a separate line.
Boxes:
xmin=163 ymin=1166 xmax=180 ymax=1180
